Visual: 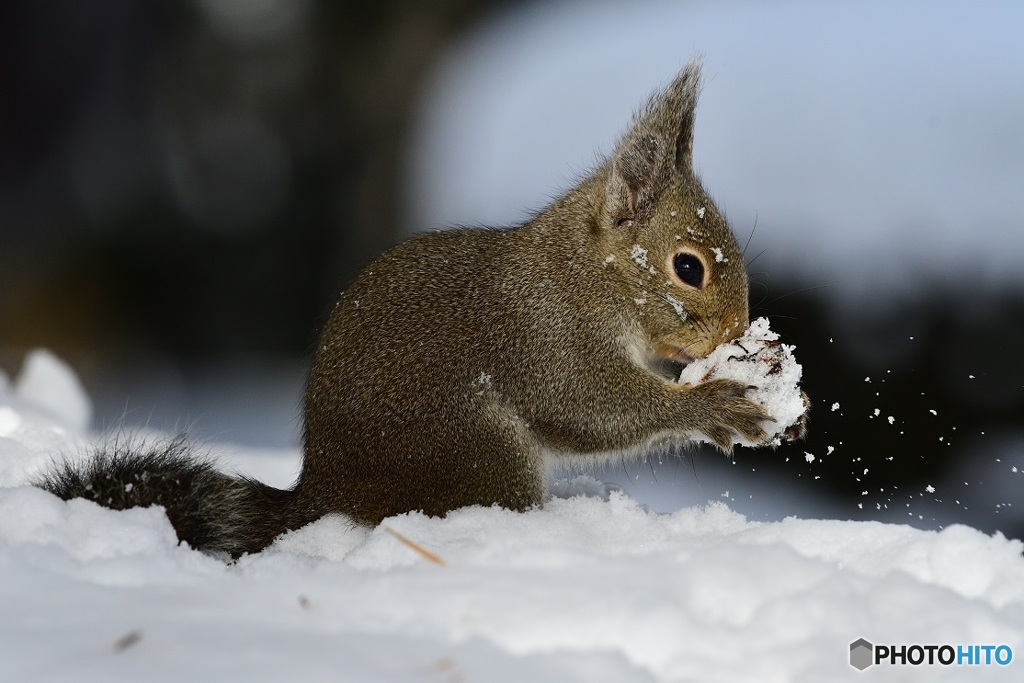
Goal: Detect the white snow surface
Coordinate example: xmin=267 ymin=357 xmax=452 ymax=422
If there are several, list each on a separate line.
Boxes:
xmin=677 ymin=317 xmax=804 ymax=447
xmin=14 ymin=349 xmax=92 ymax=432
xmin=3 ymin=351 xmax=1024 ymax=681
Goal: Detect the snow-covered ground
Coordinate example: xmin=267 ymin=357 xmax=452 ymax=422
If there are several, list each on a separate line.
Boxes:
xmin=4 ymin=350 xmax=1024 ymax=681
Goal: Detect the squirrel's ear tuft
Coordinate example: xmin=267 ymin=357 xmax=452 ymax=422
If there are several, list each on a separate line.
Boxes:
xmin=605 ymin=59 xmax=702 ymax=225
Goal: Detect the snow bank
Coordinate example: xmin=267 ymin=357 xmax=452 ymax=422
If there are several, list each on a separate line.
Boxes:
xmin=14 ymin=349 xmax=92 ymax=431
xmin=2 ymin=351 xmax=1024 ymax=681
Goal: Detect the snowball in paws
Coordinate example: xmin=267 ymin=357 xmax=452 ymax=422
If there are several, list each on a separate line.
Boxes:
xmin=677 ymin=317 xmax=805 ymax=447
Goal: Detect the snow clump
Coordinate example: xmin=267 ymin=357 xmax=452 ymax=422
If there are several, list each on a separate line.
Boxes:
xmin=677 ymin=317 xmax=805 ymax=447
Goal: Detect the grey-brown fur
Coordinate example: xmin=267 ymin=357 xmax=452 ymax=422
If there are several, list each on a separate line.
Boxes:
xmin=39 ymin=60 xmax=798 ymax=556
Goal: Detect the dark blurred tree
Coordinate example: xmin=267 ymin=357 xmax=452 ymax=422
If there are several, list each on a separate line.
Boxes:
xmin=0 ymin=0 xmax=508 ymax=365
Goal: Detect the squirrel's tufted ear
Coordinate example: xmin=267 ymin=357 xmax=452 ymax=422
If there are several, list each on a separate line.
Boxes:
xmin=605 ymin=60 xmax=702 ymax=226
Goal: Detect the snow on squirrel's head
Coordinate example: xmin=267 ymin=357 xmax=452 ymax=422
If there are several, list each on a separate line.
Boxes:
xmin=593 ymin=60 xmax=749 ymax=367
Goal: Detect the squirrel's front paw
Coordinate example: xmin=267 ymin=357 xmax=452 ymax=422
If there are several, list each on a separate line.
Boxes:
xmin=690 ymin=379 xmax=771 ymax=452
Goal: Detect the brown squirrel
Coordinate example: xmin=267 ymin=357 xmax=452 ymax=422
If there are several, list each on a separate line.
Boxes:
xmin=39 ymin=61 xmax=802 ymax=558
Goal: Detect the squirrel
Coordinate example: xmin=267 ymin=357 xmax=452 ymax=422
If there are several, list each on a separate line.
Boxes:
xmin=38 ymin=60 xmax=803 ymax=558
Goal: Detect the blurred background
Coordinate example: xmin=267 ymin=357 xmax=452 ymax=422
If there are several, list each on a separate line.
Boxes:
xmin=2 ymin=1 xmax=1022 ymax=538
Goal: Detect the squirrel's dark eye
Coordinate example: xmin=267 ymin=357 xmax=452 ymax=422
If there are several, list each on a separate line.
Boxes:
xmin=672 ymin=253 xmax=705 ymax=288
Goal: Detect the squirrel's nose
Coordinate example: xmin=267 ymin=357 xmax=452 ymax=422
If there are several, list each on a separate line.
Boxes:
xmin=719 ymin=315 xmax=749 ymax=344
xmin=686 ymin=318 xmax=748 ymax=359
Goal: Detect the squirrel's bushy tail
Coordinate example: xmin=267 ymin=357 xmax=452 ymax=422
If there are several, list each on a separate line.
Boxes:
xmin=37 ymin=436 xmax=297 ymax=558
